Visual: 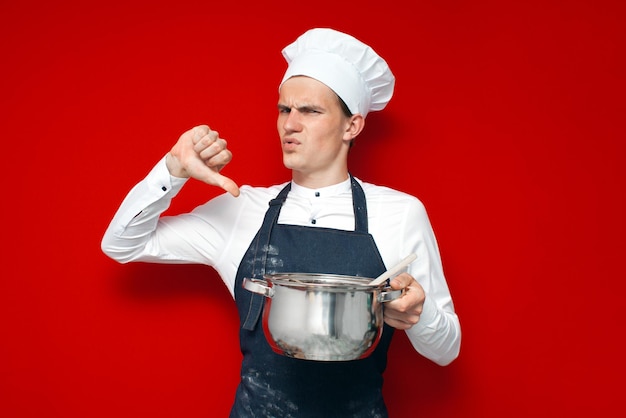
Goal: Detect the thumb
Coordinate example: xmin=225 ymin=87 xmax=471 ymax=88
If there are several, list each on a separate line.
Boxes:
xmin=200 ymin=168 xmax=240 ymax=197
xmin=185 ymin=158 xmax=240 ymax=197
xmin=216 ymin=173 xmax=240 ymax=197
xmin=390 ymin=273 xmax=412 ymax=290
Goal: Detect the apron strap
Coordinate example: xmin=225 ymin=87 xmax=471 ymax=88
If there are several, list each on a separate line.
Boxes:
xmin=241 ymin=183 xmax=291 ymax=331
xmin=350 ymin=175 xmax=368 ymax=233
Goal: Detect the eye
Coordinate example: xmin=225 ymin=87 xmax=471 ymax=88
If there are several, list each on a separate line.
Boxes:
xmin=300 ymin=106 xmax=321 ymax=114
xmin=277 ymin=105 xmax=291 ymax=114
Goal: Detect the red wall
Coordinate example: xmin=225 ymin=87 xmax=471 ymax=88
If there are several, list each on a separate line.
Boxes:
xmin=3 ymin=1 xmax=625 ymax=417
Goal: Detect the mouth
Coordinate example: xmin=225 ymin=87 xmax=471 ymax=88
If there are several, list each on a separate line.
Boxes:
xmin=282 ymin=137 xmax=300 ymax=150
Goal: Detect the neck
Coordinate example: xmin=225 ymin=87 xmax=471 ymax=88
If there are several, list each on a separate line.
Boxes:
xmin=291 ymin=168 xmax=349 ymax=189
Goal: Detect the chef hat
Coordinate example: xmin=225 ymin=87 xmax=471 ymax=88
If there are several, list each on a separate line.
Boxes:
xmin=280 ymin=28 xmax=395 ymax=117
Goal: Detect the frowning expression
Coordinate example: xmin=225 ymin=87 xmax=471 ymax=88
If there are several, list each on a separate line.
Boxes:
xmin=277 ymin=76 xmax=356 ymax=182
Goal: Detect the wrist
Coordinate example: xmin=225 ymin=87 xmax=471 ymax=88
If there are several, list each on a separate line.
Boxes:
xmin=165 ymin=152 xmax=189 ymax=178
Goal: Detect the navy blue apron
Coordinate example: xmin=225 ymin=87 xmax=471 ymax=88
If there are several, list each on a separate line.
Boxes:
xmin=231 ymin=175 xmax=394 ymax=417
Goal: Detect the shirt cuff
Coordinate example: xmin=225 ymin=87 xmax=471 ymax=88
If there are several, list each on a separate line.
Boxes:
xmin=147 ymin=155 xmax=188 ymax=196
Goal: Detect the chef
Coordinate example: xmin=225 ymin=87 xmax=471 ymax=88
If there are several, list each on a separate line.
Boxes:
xmin=102 ymin=27 xmax=461 ymax=417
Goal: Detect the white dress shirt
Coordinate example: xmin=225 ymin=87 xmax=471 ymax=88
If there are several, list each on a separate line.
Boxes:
xmin=101 ymin=156 xmax=461 ymax=366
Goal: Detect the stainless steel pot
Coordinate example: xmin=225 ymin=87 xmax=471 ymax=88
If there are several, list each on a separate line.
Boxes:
xmin=243 ymin=273 xmax=402 ymax=361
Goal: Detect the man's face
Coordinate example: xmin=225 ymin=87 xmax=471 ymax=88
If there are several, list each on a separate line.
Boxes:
xmin=277 ymin=76 xmax=353 ymax=182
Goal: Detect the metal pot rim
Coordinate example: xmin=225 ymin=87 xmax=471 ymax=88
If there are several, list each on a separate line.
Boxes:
xmin=264 ymin=272 xmax=384 ymax=291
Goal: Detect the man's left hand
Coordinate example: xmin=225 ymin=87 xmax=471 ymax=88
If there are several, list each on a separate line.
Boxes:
xmin=383 ymin=273 xmax=425 ymax=330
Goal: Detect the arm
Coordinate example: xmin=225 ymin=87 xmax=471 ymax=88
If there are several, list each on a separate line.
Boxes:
xmin=101 ymin=125 xmax=241 ymax=264
xmin=383 ymin=199 xmax=461 ymax=366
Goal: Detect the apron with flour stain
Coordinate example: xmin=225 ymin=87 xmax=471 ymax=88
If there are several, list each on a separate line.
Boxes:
xmin=230 ymin=175 xmax=394 ymax=418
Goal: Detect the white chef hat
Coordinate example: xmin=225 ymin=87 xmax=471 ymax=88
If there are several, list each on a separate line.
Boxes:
xmin=280 ymin=28 xmax=395 ymax=117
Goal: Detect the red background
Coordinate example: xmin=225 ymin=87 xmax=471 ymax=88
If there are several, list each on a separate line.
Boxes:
xmin=2 ymin=1 xmax=625 ymax=417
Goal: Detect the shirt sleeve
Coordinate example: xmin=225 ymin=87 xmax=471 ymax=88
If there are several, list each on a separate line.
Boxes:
xmin=100 ymin=155 xmax=187 ymax=262
xmin=401 ymin=198 xmax=461 ymax=366
xmin=101 ymin=156 xmax=269 ymax=295
xmin=101 ymin=155 xmax=234 ymax=266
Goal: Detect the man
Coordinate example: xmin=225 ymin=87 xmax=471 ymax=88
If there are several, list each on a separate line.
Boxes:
xmin=102 ymin=28 xmax=460 ymax=417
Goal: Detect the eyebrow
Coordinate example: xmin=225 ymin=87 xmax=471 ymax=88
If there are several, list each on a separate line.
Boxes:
xmin=277 ymin=103 xmax=325 ymax=113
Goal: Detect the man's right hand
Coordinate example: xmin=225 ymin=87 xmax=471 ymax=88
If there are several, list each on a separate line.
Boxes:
xmin=166 ymin=125 xmax=240 ymax=197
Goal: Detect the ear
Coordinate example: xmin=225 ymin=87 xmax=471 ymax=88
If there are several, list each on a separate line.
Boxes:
xmin=343 ymin=114 xmax=365 ymax=142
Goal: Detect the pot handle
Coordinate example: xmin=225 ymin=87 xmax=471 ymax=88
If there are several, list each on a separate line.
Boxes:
xmin=378 ymin=287 xmax=404 ymax=303
xmin=242 ymin=278 xmax=274 ymax=298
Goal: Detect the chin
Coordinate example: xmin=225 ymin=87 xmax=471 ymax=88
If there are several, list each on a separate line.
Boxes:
xmin=282 ymin=155 xmax=297 ymax=170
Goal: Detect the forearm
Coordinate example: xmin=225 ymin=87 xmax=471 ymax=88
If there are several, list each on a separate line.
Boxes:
xmin=397 ymin=197 xmax=461 ymax=365
xmin=101 ymin=155 xmax=188 ymax=263
xmin=405 ymin=295 xmax=461 ymax=366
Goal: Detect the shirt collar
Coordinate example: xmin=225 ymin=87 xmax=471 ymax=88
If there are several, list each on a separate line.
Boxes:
xmin=290 ymin=177 xmax=352 ymax=198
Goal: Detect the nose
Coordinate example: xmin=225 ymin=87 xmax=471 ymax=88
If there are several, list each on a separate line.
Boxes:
xmin=281 ymin=109 xmax=302 ymax=133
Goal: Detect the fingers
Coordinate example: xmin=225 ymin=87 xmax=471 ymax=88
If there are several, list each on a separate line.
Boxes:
xmin=384 ymin=293 xmax=422 ymax=329
xmin=194 ymin=137 xmax=230 ymax=168
xmin=191 ymin=126 xmax=230 ymax=168
xmin=384 ymin=274 xmax=425 ymax=330
xmin=191 ymin=125 xmax=211 ymax=143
